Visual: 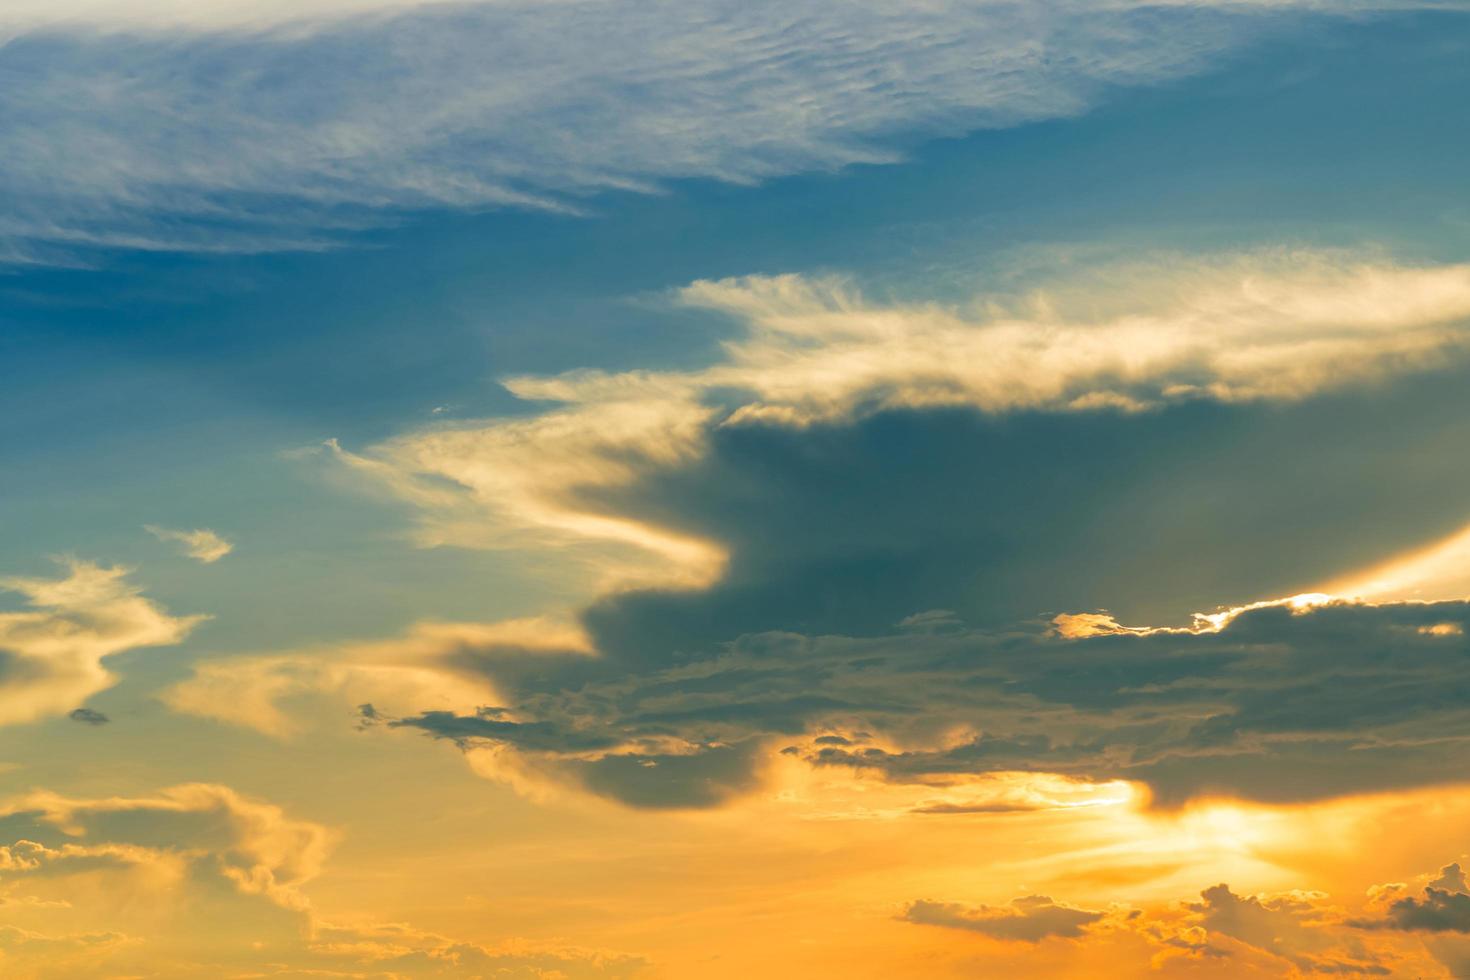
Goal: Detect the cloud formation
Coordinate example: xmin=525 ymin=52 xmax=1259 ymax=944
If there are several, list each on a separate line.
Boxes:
xmin=344 ymin=252 xmax=1470 ymax=589
xmin=144 ymin=525 xmax=233 ymax=564
xmin=1354 ymin=863 xmax=1470 ymax=936
xmin=0 ymin=0 xmax=1420 ymax=261
xmin=166 ymin=590 xmax=1470 ymax=811
xmin=0 ymin=561 xmax=204 ymax=727
xmin=173 ymin=250 xmax=1470 ymax=810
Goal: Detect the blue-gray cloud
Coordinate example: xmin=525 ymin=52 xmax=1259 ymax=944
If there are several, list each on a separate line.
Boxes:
xmin=372 ymin=594 xmax=1470 ymax=808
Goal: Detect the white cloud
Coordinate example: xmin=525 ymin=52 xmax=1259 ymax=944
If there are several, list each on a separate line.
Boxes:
xmin=342 ymin=251 xmax=1470 ymax=587
xmin=144 ymin=525 xmax=234 ymax=564
xmin=0 ymin=0 xmax=461 ymax=32
xmin=0 ymin=560 xmax=205 ymax=726
xmin=0 ymin=0 xmax=1430 ymax=260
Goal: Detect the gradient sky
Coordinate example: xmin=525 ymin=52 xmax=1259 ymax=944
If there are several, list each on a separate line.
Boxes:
xmin=5 ymin=2 xmax=1470 ymax=977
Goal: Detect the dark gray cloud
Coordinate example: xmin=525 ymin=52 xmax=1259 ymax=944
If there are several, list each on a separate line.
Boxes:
xmin=1356 ymin=864 xmax=1470 ymax=935
xmin=381 ymin=592 xmax=1470 ymax=808
xmin=68 ymin=708 xmax=109 ymax=726
xmin=1380 ymin=890 xmax=1470 ymax=934
xmin=902 ymin=895 xmax=1103 ymax=942
xmin=581 ymin=375 xmax=1470 ymax=667
xmin=362 ymin=375 xmax=1470 ymax=809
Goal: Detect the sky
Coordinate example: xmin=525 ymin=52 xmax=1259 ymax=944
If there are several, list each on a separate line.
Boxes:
xmin=4 ymin=1 xmax=1470 ymax=977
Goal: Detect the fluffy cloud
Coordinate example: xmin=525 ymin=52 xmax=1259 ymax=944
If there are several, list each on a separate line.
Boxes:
xmin=144 ymin=525 xmax=233 ymax=564
xmin=0 ymin=560 xmax=204 ymax=726
xmin=0 ymin=0 xmax=1427 ymax=262
xmin=344 ymin=252 xmax=1470 ymax=591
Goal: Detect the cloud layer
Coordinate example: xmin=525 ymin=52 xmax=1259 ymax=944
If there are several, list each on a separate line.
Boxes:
xmin=0 ymin=0 xmax=1410 ymax=261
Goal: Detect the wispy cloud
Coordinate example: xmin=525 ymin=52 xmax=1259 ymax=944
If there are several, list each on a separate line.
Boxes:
xmin=144 ymin=524 xmax=234 ymax=563
xmin=0 ymin=560 xmax=205 ymax=726
xmin=0 ymin=0 xmax=1419 ymax=260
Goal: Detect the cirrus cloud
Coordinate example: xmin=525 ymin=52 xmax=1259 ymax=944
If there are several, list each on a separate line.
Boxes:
xmin=0 ymin=0 xmax=1437 ymax=262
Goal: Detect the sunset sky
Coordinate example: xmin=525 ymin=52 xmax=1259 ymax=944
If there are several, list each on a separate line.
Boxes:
xmin=5 ymin=2 xmax=1470 ymax=977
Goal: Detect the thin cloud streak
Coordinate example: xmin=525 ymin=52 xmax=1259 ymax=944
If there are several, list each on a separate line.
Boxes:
xmin=144 ymin=525 xmax=234 ymax=564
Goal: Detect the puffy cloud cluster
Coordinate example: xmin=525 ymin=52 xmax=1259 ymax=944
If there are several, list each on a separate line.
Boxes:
xmin=0 ymin=782 xmax=332 ymax=909
xmin=0 ymin=560 xmax=203 ymax=727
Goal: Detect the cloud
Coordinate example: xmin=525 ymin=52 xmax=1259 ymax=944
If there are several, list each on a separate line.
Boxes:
xmin=897 ymin=872 xmax=1470 ymax=976
xmin=1357 ymin=863 xmax=1470 ymax=935
xmin=304 ymin=921 xmax=646 ymax=980
xmin=0 ymin=560 xmax=205 ymax=726
xmin=163 ymin=617 xmax=584 ymax=737
xmin=0 ymin=782 xmax=333 ymax=911
xmin=179 ymin=253 xmax=1470 ymax=810
xmin=1190 ymin=885 xmax=1375 ymax=973
xmin=902 ymin=895 xmax=1104 ymax=942
xmin=345 ymin=252 xmax=1470 ymax=591
xmin=144 ymin=525 xmax=234 ymax=564
xmin=0 ymin=0 xmax=1428 ymax=260
xmin=0 ymin=781 xmax=640 ymax=978
xmin=167 ymin=589 xmax=1470 ymax=810
xmin=1380 ymin=890 xmax=1470 ymax=933
xmin=0 ymin=0 xmax=462 ymax=32
xmin=66 ymin=707 xmax=109 ymax=725
xmin=0 ymin=924 xmax=131 ymax=979
xmin=0 ymin=787 xmax=637 ymax=980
